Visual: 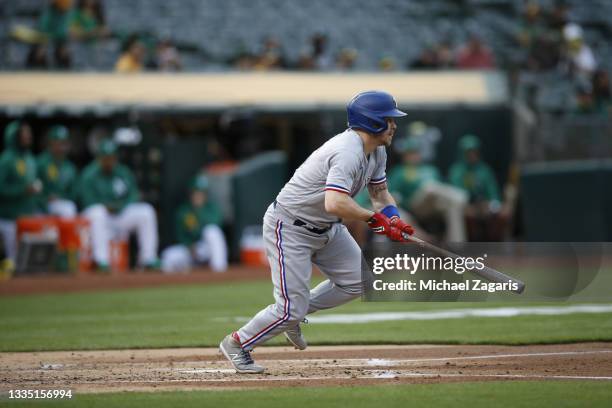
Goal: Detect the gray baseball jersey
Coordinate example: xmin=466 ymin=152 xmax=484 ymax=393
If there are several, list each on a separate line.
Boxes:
xmin=235 ymin=128 xmax=389 ymax=351
xmin=276 ymin=128 xmax=388 ymax=227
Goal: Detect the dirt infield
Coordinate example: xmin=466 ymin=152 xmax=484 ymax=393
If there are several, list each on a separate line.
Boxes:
xmin=1 ymin=343 xmax=611 ymax=393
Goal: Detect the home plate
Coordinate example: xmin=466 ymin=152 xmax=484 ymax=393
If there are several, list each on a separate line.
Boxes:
xmin=177 ymin=368 xmax=236 ymax=374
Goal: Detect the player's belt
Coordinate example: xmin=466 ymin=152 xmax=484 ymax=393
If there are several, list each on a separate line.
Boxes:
xmin=292 ymin=219 xmax=330 ymax=234
xmin=272 ymin=200 xmax=333 ymax=234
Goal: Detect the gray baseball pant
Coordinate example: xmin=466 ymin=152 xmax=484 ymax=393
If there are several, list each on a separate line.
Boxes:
xmin=236 ymin=203 xmax=363 ymax=350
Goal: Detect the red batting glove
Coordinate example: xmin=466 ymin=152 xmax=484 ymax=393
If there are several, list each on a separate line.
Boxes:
xmin=389 ymin=216 xmax=415 ymax=236
xmin=367 ymin=213 xmax=392 ymax=235
xmin=368 ymin=213 xmax=410 ymax=242
xmin=385 ymin=225 xmax=406 ymax=242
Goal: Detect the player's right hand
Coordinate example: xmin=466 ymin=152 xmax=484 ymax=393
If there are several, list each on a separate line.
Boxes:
xmin=367 ymin=213 xmax=392 ymax=235
xmin=368 ymin=213 xmax=410 ymax=242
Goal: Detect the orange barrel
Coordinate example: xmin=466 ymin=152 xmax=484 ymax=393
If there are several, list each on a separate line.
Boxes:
xmin=55 ymin=217 xmax=92 ymax=273
xmin=56 ymin=217 xmax=90 ymax=250
xmin=240 ymin=248 xmax=268 ymax=267
xmin=110 ymin=239 xmax=129 ymax=273
xmin=239 ymin=226 xmax=268 ymax=267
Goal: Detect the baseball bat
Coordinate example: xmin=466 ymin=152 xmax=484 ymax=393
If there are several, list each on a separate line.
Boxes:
xmin=401 ymin=233 xmax=525 ymax=294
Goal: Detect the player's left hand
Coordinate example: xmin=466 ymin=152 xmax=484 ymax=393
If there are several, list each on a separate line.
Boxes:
xmin=389 ymin=216 xmax=415 ymax=236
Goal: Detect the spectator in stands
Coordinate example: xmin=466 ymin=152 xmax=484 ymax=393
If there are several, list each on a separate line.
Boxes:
xmin=434 ymin=40 xmax=455 ymax=69
xmin=388 ymin=137 xmax=467 ymax=242
xmin=298 ymin=33 xmax=332 ymax=70
xmin=39 ymin=0 xmax=72 ymax=43
xmin=25 ymin=44 xmax=49 ymax=70
xmin=36 ymin=125 xmax=78 ymax=218
xmin=156 ymin=38 xmax=182 ymax=71
xmin=80 ymin=139 xmax=159 ymax=271
xmin=517 ymin=1 xmax=545 ymax=51
xmin=547 ymin=0 xmax=570 ymax=32
xmin=562 ymin=23 xmax=597 ymax=79
xmin=456 ymin=35 xmax=495 ymax=70
xmin=379 ymin=56 xmax=396 ymax=71
xmin=161 ymin=175 xmax=228 ymax=273
xmin=68 ymin=0 xmax=109 ymax=41
xmin=335 ymin=48 xmax=358 ymax=70
xmin=39 ymin=0 xmax=74 ymax=69
xmin=0 ymin=121 xmax=42 ymax=263
xmin=115 ymin=36 xmax=145 ymax=73
xmin=410 ymin=47 xmax=438 ymax=70
xmin=529 ymin=35 xmax=561 ymax=72
xmin=410 ymin=41 xmax=455 ymax=70
xmin=253 ymin=36 xmax=286 ymax=71
xmin=448 ymin=135 xmax=508 ymax=241
xmin=516 ymin=1 xmax=560 ymax=71
xmin=54 ymin=40 xmax=72 ymax=70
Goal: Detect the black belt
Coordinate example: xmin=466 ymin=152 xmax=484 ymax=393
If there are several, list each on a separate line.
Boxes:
xmin=273 ymin=200 xmax=333 ymax=234
xmin=293 ymin=219 xmax=330 ymax=234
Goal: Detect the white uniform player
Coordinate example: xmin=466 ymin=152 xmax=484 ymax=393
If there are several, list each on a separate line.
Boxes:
xmin=80 ymin=140 xmax=160 ymax=271
xmin=220 ymin=91 xmax=415 ymax=373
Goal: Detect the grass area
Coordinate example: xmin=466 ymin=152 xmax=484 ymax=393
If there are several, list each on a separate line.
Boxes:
xmin=3 ymin=382 xmax=612 ymax=408
xmin=0 ymin=280 xmax=612 ymax=351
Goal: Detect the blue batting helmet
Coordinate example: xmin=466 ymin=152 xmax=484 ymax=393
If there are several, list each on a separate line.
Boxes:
xmin=347 ymin=91 xmax=407 ymax=134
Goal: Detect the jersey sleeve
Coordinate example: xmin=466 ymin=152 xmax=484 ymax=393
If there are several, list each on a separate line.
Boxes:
xmin=325 ymin=151 xmax=360 ymax=195
xmin=369 ymin=147 xmax=387 ymax=186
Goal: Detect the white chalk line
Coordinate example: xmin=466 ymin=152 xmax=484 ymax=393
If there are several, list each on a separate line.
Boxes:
xmin=166 ymin=350 xmax=612 ymax=379
xmin=32 ymin=350 xmax=612 ymax=375
xmin=366 ymin=370 xmax=612 ymax=381
xmin=177 ymin=368 xmax=235 ymax=374
xmin=333 ymin=350 xmax=612 ymax=367
xmin=221 ymin=304 xmax=612 ymax=324
xmin=212 ymin=350 xmax=612 ymax=368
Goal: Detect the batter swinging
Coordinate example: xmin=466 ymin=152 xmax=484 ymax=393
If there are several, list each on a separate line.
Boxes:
xmin=220 ymin=91 xmax=415 ymax=373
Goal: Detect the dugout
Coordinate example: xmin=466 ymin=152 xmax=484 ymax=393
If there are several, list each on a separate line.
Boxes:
xmin=0 ymin=71 xmax=512 ymax=254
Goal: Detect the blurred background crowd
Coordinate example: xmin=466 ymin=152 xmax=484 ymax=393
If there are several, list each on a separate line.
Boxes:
xmin=3 ymin=0 xmax=610 ymax=114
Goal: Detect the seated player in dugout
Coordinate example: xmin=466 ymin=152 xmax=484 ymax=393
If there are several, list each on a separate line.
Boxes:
xmin=448 ymin=134 xmax=510 ymax=241
xmin=219 ymin=91 xmax=415 ymax=374
xmin=0 ymin=121 xmax=42 ymax=264
xmin=79 ymin=139 xmax=160 ymax=272
xmin=36 ymin=125 xmax=79 ymax=218
xmin=161 ymin=174 xmax=228 ymax=273
xmin=387 ymin=136 xmax=468 ymax=243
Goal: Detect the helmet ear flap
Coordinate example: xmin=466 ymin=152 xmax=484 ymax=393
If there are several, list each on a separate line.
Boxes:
xmin=348 ymin=113 xmax=388 ymax=134
xmin=360 ymin=110 xmax=388 ymax=134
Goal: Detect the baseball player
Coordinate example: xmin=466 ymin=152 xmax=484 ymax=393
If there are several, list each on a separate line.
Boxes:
xmin=80 ymin=139 xmax=159 ymax=271
xmin=161 ymin=174 xmax=228 ymax=273
xmin=36 ymin=125 xmax=78 ymax=218
xmin=0 ymin=121 xmax=41 ymax=263
xmin=220 ymin=91 xmax=415 ymax=373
